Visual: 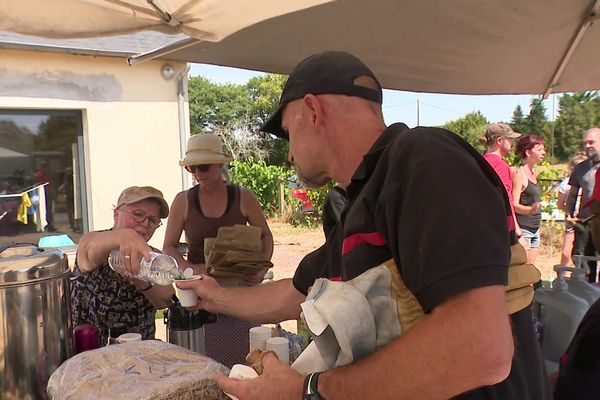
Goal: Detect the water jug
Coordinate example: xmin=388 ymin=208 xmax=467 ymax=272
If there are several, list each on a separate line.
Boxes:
xmin=568 ymin=256 xmax=600 ymax=305
xmin=164 ymin=295 xmax=217 ymax=354
xmin=108 ymin=250 xmax=182 ymax=285
xmin=533 ymin=265 xmax=590 ymax=363
xmin=0 ymin=243 xmax=73 ymax=399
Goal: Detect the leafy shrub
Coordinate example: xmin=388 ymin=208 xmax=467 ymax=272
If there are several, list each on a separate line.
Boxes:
xmin=229 ymin=159 xmax=337 ymax=227
xmin=229 ymin=159 xmax=290 ymax=217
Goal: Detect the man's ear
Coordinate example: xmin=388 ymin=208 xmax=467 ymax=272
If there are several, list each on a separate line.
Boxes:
xmin=303 ymin=94 xmax=323 ymax=125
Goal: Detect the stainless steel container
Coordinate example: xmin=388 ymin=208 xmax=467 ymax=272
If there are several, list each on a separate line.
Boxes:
xmin=164 ymin=301 xmax=216 ymax=354
xmin=0 ymin=244 xmax=73 ymax=399
xmin=167 ymin=325 xmax=206 ymax=354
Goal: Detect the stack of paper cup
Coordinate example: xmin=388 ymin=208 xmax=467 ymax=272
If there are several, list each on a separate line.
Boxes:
xmin=266 ymin=337 xmax=290 ymax=365
xmin=249 ymin=326 xmax=272 ymax=351
xmin=117 ymin=333 xmax=142 ymax=343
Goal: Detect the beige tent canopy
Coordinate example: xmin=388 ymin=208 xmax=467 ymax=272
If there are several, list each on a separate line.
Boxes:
xmin=2 ymin=0 xmax=600 ymax=97
xmin=0 ymin=0 xmax=331 ymax=40
xmin=131 ymin=0 xmax=600 ymax=97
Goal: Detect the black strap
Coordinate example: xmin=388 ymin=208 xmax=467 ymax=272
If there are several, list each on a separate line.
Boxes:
xmin=192 ymin=184 xmax=236 ymax=217
xmin=303 ymin=372 xmax=325 ymax=399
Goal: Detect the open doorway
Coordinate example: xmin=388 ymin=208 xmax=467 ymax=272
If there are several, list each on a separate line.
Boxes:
xmin=0 ymin=110 xmax=86 ymax=246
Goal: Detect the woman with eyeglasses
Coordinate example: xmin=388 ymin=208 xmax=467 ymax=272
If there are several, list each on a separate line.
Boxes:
xmin=71 ymin=186 xmax=175 ymax=345
xmin=162 ymin=134 xmax=273 ymax=368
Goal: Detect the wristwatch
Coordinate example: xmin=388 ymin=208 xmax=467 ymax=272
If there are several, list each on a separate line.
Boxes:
xmin=303 ymin=372 xmax=325 ymax=400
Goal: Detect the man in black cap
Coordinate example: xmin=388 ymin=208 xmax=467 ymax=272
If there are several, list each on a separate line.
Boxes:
xmin=179 ymin=51 xmax=550 ymax=399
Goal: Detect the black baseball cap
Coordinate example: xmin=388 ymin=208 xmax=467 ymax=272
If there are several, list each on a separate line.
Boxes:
xmin=261 ymin=51 xmax=383 ymax=139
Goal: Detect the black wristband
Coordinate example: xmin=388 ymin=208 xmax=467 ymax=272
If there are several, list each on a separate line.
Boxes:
xmin=303 ymin=372 xmax=325 ymax=399
xmin=140 ymin=282 xmax=154 ymax=292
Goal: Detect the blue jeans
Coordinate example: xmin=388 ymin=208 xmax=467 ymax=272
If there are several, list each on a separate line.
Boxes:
xmin=521 ymin=227 xmax=540 ymax=248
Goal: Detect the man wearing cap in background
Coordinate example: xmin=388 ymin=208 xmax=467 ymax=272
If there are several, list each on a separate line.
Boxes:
xmin=178 ymin=51 xmax=550 ymax=399
xmin=71 ymin=186 xmax=174 ymax=345
xmin=482 ymin=123 xmax=522 ymax=243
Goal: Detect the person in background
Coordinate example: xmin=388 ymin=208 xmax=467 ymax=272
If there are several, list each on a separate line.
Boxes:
xmin=557 ymin=153 xmax=587 ymax=266
xmin=71 ymin=186 xmax=174 ymax=345
xmin=512 ymin=134 xmax=546 ymax=263
xmin=481 ymin=123 xmax=522 ymax=242
xmin=178 ymin=51 xmax=550 ymax=400
xmin=58 ymin=166 xmax=80 ymax=232
xmin=567 ymin=128 xmax=600 ymax=282
xmin=162 ymin=133 xmax=273 ymax=368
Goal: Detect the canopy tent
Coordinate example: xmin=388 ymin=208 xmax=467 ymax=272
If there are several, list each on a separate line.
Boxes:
xmin=0 ymin=147 xmax=28 ymax=159
xmin=0 ymin=0 xmax=331 ymax=40
xmin=129 ymin=0 xmax=600 ymax=97
xmin=2 ymin=0 xmax=600 ymax=97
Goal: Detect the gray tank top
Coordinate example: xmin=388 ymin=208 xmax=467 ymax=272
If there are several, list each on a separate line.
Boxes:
xmin=517 ymin=179 xmax=541 ymax=231
xmin=184 ymin=185 xmax=247 ymax=263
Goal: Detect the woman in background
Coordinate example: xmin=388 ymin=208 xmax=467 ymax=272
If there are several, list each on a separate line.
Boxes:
xmin=512 ymin=135 xmax=546 ymax=263
xmin=163 ymin=134 xmax=273 ymax=368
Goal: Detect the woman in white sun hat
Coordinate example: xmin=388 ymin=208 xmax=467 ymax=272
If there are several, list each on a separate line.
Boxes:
xmin=163 ymin=133 xmax=273 ymax=368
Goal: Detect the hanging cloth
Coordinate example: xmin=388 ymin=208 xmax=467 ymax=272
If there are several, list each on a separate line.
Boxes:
xmin=17 ymin=193 xmax=32 ymax=224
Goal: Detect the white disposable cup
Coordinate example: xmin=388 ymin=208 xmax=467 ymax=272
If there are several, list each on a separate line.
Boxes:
xmin=266 ymin=337 xmax=289 ymax=364
xmin=249 ymin=326 xmax=271 ymax=351
xmin=176 ymin=275 xmax=201 ymax=307
xmin=117 ymin=333 xmax=142 ymax=343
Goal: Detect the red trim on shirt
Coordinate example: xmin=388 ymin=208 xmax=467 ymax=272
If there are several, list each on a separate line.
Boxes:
xmin=342 ymin=231 xmax=387 ymax=256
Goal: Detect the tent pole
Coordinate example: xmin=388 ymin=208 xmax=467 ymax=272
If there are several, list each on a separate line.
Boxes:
xmin=128 ymin=37 xmax=199 ymax=65
xmin=543 ymin=0 xmax=600 ymax=98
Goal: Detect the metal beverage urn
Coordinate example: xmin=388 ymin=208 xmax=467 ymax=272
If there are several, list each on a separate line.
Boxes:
xmin=164 ymin=296 xmax=216 ymax=354
xmin=0 ymin=243 xmax=73 ymax=399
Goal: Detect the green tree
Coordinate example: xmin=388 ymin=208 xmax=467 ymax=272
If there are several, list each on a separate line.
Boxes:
xmin=245 ymin=74 xmax=289 ymax=165
xmin=188 ymin=73 xmax=290 ymax=165
xmin=36 ymin=115 xmax=77 ymax=154
xmin=510 ymin=105 xmax=527 ymax=133
xmin=442 ymin=111 xmax=489 ymax=152
xmin=245 ymin=74 xmax=286 ymax=131
xmin=554 ymin=92 xmax=600 ymax=161
xmin=0 ymin=120 xmax=35 ymax=153
xmin=188 ymin=76 xmax=252 ymax=134
xmin=525 ymin=98 xmax=548 ymax=136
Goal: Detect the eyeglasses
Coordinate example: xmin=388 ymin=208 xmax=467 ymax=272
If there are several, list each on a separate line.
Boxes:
xmin=119 ymin=208 xmax=162 ymax=228
xmin=185 ymin=164 xmax=211 ymax=173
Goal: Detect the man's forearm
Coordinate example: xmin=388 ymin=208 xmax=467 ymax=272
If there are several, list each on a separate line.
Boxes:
xmin=317 ymin=285 xmax=513 ymax=400
xmin=213 ymin=278 xmax=304 ymax=324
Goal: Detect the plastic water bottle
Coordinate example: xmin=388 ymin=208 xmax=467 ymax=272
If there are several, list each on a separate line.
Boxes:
xmin=108 ymin=250 xmax=182 ymax=285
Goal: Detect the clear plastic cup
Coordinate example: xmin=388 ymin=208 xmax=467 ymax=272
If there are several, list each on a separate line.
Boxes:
xmin=249 ymin=326 xmax=272 ymax=351
xmin=266 ymin=337 xmax=289 ymax=364
xmin=176 ymin=275 xmax=201 ymax=307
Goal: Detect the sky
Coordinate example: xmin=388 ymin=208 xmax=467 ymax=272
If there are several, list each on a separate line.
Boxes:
xmin=189 ymin=63 xmax=560 ymax=129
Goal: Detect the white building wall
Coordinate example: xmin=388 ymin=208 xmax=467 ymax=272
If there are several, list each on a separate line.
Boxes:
xmin=0 ymin=48 xmax=189 ymax=248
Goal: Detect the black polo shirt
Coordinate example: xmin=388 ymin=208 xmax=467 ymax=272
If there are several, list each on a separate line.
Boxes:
xmin=293 ymin=123 xmax=550 ymax=399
